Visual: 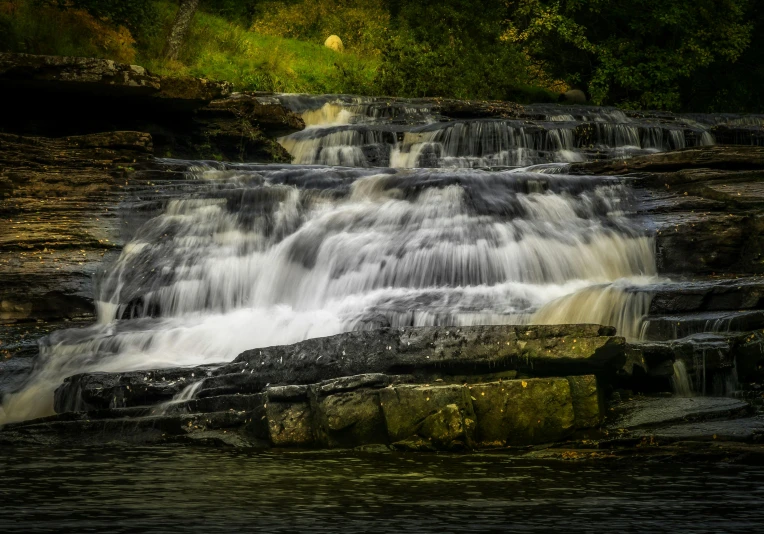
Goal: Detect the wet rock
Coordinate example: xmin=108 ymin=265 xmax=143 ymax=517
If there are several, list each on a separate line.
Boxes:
xmin=188 ymin=93 xmax=302 ymax=161
xmin=9 ymin=371 xmax=608 ymax=449
xmin=568 ymin=375 xmax=602 ymax=429
xmin=249 ymin=401 xmax=315 ymax=447
xmin=232 ymin=324 xmax=623 ymax=388
xmin=54 ymin=324 xmax=624 ymax=412
xmin=431 ymin=98 xmax=524 ymax=119
xmin=608 ymin=397 xmax=750 ymax=431
xmin=418 ymin=404 xmax=472 ymax=449
xmin=571 ymin=145 xmax=764 ymax=175
xmin=0 ymin=131 xmax=153 ymax=328
xmin=471 ymin=378 xmax=575 ymax=446
xmin=380 ymin=383 xmax=476 ymax=447
xmin=648 ymin=278 xmax=764 ymax=315
xmin=630 ymin=415 xmax=764 ymax=442
xmin=316 ymin=389 xmax=386 ymax=448
xmin=642 ymin=311 xmax=764 ymax=341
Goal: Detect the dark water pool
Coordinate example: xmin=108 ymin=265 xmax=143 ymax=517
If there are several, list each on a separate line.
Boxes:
xmin=1 ymin=447 xmax=763 ymax=533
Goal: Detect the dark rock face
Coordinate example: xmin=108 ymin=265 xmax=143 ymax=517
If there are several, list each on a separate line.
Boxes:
xmin=2 ymin=370 xmax=602 ymax=450
xmin=0 ymin=52 xmax=301 ymax=162
xmin=429 ymin=98 xmax=525 ymax=119
xmin=0 ymin=53 xmax=162 ymax=94
xmin=571 ymin=146 xmax=764 ymax=276
xmin=0 ymin=131 xmax=153 ymax=325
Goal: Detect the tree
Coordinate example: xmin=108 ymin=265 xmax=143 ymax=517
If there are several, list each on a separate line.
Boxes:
xmin=163 ymin=0 xmax=201 ymax=61
xmin=375 ymin=0 xmax=532 ymax=100
xmin=506 ymin=0 xmax=753 ymax=110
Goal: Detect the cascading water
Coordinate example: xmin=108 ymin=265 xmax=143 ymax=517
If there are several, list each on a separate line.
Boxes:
xmin=671 ymin=360 xmax=694 ymax=397
xmin=276 ymin=96 xmax=719 ymax=168
xmin=0 ymin=97 xmax=671 ymax=425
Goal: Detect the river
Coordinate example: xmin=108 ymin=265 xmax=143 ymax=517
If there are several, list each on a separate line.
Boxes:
xmin=2 ymin=447 xmax=764 ymax=533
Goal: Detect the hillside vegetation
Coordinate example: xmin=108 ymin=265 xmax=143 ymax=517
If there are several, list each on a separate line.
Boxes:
xmin=0 ymin=0 xmax=762 ymax=111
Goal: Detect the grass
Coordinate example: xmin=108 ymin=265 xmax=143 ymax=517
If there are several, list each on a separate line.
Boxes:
xmin=0 ymin=0 xmax=380 ymax=94
xmin=139 ymin=2 xmax=380 ymax=94
xmin=0 ymin=0 xmax=556 ymax=101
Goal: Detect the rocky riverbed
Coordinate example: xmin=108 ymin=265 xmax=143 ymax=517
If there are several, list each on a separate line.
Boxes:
xmin=2 ymin=52 xmax=764 ymax=460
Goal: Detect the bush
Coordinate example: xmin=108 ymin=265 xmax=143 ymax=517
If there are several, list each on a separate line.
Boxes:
xmin=0 ymin=0 xmax=136 ymax=62
xmin=46 ymin=0 xmax=158 ymax=37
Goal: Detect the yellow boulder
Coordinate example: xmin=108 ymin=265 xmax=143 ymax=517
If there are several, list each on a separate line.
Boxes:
xmin=324 ymin=35 xmax=344 ymax=53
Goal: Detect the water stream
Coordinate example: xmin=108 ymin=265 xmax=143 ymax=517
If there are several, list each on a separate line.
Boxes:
xmin=0 ymin=97 xmax=701 ymax=424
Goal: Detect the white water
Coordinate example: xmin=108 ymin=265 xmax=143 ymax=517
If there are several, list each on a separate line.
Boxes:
xmin=0 ymin=100 xmax=669 ymax=425
xmin=277 ymin=98 xmax=718 ymax=168
xmin=154 ymin=380 xmax=206 ymax=416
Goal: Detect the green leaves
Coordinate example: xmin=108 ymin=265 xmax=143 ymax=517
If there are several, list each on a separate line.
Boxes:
xmin=508 ymin=0 xmax=754 ymax=110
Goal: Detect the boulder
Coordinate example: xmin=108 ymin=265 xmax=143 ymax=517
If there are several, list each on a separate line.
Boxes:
xmin=559 ymin=89 xmax=587 ymax=104
xmin=8 ymin=372 xmax=606 ymax=450
xmin=54 ymin=324 xmax=624 ymax=412
xmin=324 ymin=35 xmax=344 ymax=52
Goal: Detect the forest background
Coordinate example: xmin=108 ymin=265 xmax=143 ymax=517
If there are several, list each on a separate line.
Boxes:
xmin=1 ymin=0 xmax=761 ymax=112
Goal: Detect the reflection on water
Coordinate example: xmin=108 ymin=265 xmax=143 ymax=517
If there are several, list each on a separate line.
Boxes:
xmin=1 ymin=447 xmax=763 ymax=533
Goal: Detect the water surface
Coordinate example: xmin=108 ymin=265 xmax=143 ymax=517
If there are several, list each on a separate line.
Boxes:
xmin=2 ymin=447 xmax=763 ymax=532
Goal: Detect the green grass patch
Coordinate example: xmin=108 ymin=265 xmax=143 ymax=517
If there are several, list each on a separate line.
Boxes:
xmin=138 ymin=1 xmax=379 ymax=94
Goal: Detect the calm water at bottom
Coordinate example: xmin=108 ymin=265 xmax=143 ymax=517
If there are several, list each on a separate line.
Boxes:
xmin=1 ymin=446 xmax=763 ymax=533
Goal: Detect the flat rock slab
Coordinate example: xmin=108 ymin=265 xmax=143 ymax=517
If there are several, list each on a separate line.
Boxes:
xmin=631 ymin=415 xmax=764 ymax=442
xmin=55 ymin=324 xmax=624 ymax=411
xmin=570 ymin=145 xmax=764 ymax=175
xmin=609 ymin=397 xmax=749 ymax=430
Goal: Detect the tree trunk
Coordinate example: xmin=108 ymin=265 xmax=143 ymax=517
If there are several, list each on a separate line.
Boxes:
xmin=163 ymin=0 xmax=201 ymax=61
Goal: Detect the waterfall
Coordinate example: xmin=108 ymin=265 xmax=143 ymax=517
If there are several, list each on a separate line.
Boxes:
xmin=2 ymin=96 xmax=695 ymax=426
xmin=153 ymin=380 xmax=205 ymax=416
xmin=278 ymin=97 xmax=718 ymax=167
xmin=0 ymin=162 xmax=661 ymax=424
xmin=531 ymin=281 xmax=655 ymax=341
xmin=671 ymin=360 xmax=694 ymax=397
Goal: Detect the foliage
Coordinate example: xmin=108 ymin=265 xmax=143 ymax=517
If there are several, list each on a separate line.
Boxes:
xmin=45 ymin=0 xmax=158 ymax=36
xmin=0 ymin=0 xmax=136 ymax=62
xmin=202 ymin=0 xmax=258 ymax=23
xmin=252 ymin=0 xmax=390 ymax=56
xmin=1 ymin=0 xmax=762 ymax=110
xmin=505 ymin=0 xmax=754 ymax=110
xmin=375 ymin=0 xmax=549 ymax=101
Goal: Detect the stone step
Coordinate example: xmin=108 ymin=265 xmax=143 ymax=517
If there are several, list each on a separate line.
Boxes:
xmin=608 ymin=397 xmax=750 ymax=431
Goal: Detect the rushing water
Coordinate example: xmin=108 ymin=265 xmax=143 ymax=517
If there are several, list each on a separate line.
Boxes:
xmin=0 ymin=97 xmax=679 ymax=424
xmin=2 ymin=447 xmax=764 ymax=533
xmin=277 ymin=97 xmax=717 ymax=168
